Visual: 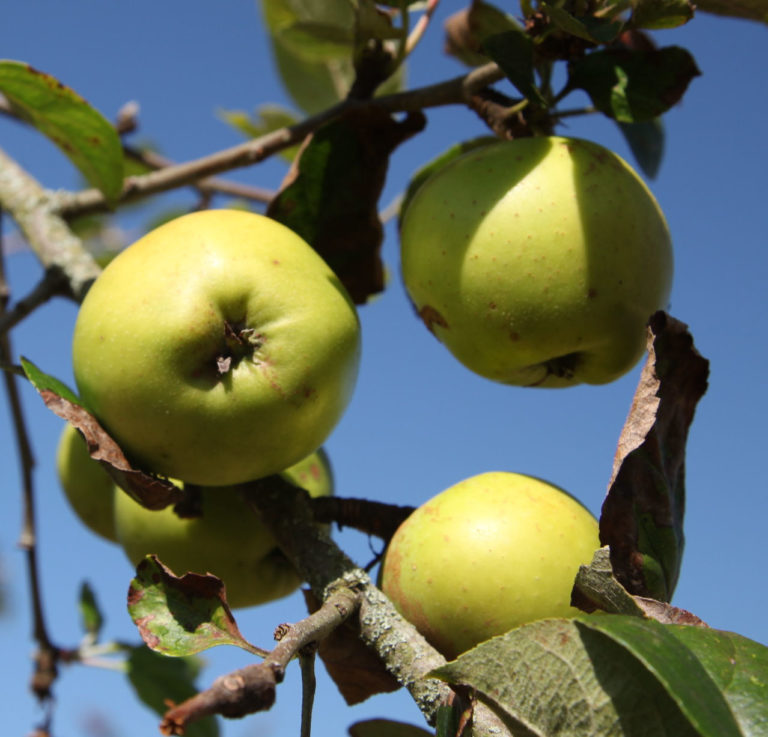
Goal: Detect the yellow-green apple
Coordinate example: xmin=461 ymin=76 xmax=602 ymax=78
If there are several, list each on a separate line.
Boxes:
xmin=72 ymin=209 xmax=360 ymax=485
xmin=380 ymin=471 xmax=599 ymax=658
xmin=399 ymin=136 xmax=673 ymax=387
xmin=114 ymin=448 xmax=334 ymax=609
xmin=56 ymin=423 xmax=118 ymax=542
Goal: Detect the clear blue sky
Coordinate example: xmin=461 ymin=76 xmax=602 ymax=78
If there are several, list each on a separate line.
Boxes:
xmin=1 ymin=3 xmax=767 ymax=737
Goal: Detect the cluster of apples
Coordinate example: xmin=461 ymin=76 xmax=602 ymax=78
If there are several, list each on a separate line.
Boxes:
xmin=61 ymin=209 xmax=361 ymax=607
xmin=59 ymin=136 xmax=673 ymax=651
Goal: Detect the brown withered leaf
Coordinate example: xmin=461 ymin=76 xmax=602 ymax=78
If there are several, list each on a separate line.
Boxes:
xmin=600 ymin=311 xmax=709 ymax=602
xmin=267 ymin=107 xmax=426 ymax=304
xmin=303 ymin=589 xmax=400 ymax=704
xmin=633 ymin=597 xmax=709 ymax=626
xmin=41 ymin=392 xmax=182 ymax=511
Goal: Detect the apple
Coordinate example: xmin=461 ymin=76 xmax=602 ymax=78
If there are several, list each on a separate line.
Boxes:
xmin=399 ymin=136 xmax=673 ymax=387
xmin=114 ymin=447 xmax=334 ymax=609
xmin=56 ymin=423 xmax=118 ymax=543
xmin=72 ymin=209 xmax=360 ymax=486
xmin=379 ymin=471 xmax=600 ymax=658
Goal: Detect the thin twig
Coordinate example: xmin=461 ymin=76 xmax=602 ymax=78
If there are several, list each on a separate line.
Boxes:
xmin=0 ymin=209 xmax=58 ymax=700
xmin=160 ymin=587 xmax=360 ymax=734
xmin=298 ymin=650 xmax=317 ymax=737
xmin=122 ymin=146 xmax=274 ymax=204
xmin=52 ymin=62 xmax=505 ymax=219
xmin=405 ymin=0 xmax=442 ymax=56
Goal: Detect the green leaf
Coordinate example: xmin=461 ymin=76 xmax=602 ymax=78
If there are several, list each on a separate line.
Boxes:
xmin=567 ymin=46 xmax=701 ymax=123
xmin=576 ymin=616 xmax=743 ymax=737
xmin=20 ymin=356 xmax=86 ymax=409
xmin=127 ymin=556 xmax=263 ymax=657
xmin=572 ymin=547 xmax=649 ymax=616
xmin=348 ymin=718 xmax=434 ymax=737
xmin=260 ymin=0 xmax=405 ymax=115
xmin=218 ymin=104 xmax=300 ymax=161
xmin=542 ymin=3 xmax=624 ymax=42
xmin=78 ymin=581 xmax=104 ymax=638
xmin=668 ymin=627 xmax=768 ymax=735
xmin=432 ymin=616 xmax=744 ymax=737
xmin=0 ymin=60 xmax=123 ymax=205
xmin=126 ymin=645 xmax=219 ymax=737
xmin=617 ymin=118 xmax=665 ymax=178
xmin=482 ymin=30 xmax=548 ymax=106
xmin=631 ymin=0 xmax=696 ymax=28
xmin=688 ymin=0 xmax=767 ymax=22
xmin=399 ymin=136 xmax=498 ymax=228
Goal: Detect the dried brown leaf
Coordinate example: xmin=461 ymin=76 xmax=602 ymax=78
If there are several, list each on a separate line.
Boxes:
xmin=600 ymin=311 xmax=709 ymax=601
xmin=40 ymin=391 xmax=183 ymax=511
xmin=267 ymin=107 xmax=426 ymax=304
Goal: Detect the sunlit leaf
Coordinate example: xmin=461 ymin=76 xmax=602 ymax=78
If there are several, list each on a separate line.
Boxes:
xmin=0 ymin=60 xmax=123 ymax=205
xmin=127 ymin=555 xmax=264 ymax=657
xmin=78 ymin=581 xmax=104 ymax=638
xmin=631 ymin=0 xmax=696 ymax=29
xmin=691 ymin=0 xmax=768 ymax=22
xmin=434 ymin=616 xmax=749 ymax=737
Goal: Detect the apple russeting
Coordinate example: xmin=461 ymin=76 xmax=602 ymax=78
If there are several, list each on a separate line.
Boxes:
xmin=114 ymin=447 xmax=334 ymax=609
xmin=380 ymin=471 xmax=600 ymax=659
xmin=72 ymin=209 xmax=360 ymax=486
xmin=399 ymin=136 xmax=673 ymax=387
xmin=56 ymin=423 xmax=119 ymax=543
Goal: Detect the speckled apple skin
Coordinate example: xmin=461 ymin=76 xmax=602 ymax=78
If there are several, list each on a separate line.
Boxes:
xmin=73 ymin=209 xmax=360 ymax=486
xmin=114 ymin=447 xmax=333 ymax=609
xmin=380 ymin=472 xmax=600 ymax=658
xmin=400 ymin=136 xmax=673 ymax=387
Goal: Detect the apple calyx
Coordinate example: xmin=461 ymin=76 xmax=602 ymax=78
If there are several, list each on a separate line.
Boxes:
xmin=217 ymin=320 xmax=265 ymax=376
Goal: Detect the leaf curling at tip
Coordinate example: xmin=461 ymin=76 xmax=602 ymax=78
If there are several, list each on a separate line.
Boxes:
xmin=128 ymin=555 xmax=264 ymax=658
xmin=600 ymin=311 xmax=709 ymax=602
xmin=20 ymin=356 xmax=183 ymax=511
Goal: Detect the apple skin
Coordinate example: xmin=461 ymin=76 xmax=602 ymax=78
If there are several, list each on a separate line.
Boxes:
xmin=72 ymin=209 xmax=360 ymax=486
xmin=399 ymin=136 xmax=673 ymax=387
xmin=380 ymin=472 xmax=600 ymax=659
xmin=114 ymin=448 xmax=334 ymax=609
xmin=56 ymin=423 xmax=118 ymax=543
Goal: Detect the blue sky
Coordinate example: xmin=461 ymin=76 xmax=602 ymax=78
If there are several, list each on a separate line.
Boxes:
xmin=1 ymin=3 xmax=767 ymax=737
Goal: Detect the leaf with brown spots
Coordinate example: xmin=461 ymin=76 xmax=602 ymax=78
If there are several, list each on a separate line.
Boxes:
xmin=20 ymin=357 xmax=182 ymax=511
xmin=128 ymin=556 xmax=265 ymax=657
xmin=0 ymin=60 xmax=124 ymax=205
xmin=267 ymin=107 xmax=426 ymax=304
xmin=600 ymin=312 xmax=709 ymax=602
xmin=303 ymin=589 xmax=400 ymax=704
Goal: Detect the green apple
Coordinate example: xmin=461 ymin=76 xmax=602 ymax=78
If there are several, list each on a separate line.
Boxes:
xmin=380 ymin=471 xmax=600 ymax=658
xmin=56 ymin=423 xmax=118 ymax=543
xmin=399 ymin=136 xmax=673 ymax=387
xmin=114 ymin=448 xmax=334 ymax=609
xmin=72 ymin=209 xmax=360 ymax=486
